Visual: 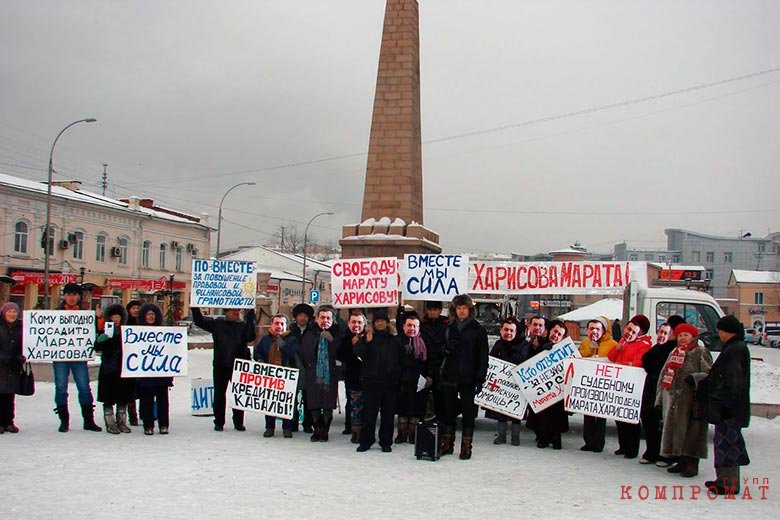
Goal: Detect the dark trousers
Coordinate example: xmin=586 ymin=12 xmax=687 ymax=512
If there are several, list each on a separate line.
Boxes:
xmin=265 ymin=415 xmax=293 ymax=431
xmin=616 ymin=420 xmax=641 ymax=457
xmin=301 ymin=391 xmax=313 ymax=431
xmin=641 ymin=406 xmax=663 ymax=461
xmin=0 ymin=393 xmax=14 ymax=426
xmin=343 ymin=382 xmax=352 ymax=429
xmin=213 ymin=366 xmax=244 ymax=428
xmin=583 ymin=415 xmax=606 ymax=451
xmin=440 ymin=384 xmax=477 ymax=433
xmin=359 ymin=383 xmax=398 ymax=448
xmin=139 ymin=386 xmax=169 ymax=428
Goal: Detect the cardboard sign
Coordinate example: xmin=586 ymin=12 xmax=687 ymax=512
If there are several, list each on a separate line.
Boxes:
xmin=563 ymin=358 xmax=646 ymax=424
xmin=22 ymin=310 xmax=96 ymax=361
xmin=514 ymin=338 xmax=580 ymax=413
xmin=401 ymin=254 xmax=469 ymax=300
xmin=475 ymin=356 xmax=528 ymax=420
xmin=331 ymin=257 xmax=398 ymax=308
xmin=121 ymin=326 xmax=189 ymax=378
xmin=190 ymin=259 xmax=256 ymax=309
xmin=191 ymin=378 xmax=214 ymax=416
xmin=469 ymin=261 xmax=632 ymax=295
xmin=228 ymin=359 xmax=300 ymax=420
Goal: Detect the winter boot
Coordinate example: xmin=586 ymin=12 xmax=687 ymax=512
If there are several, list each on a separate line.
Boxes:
xmin=493 ymin=421 xmax=508 ymax=445
xmin=116 ymin=405 xmax=132 ymax=433
xmin=54 ymin=405 xmax=69 ymax=433
xmin=408 ymin=418 xmax=419 ymax=444
xmin=459 ymin=429 xmax=474 ymax=460
xmin=681 ymin=457 xmax=699 ymax=478
xmin=350 ymin=420 xmax=362 ymax=444
xmin=707 ymin=466 xmax=740 ymax=495
xmin=310 ymin=411 xmax=322 ymax=442
xmin=510 ymin=423 xmax=521 ymax=446
xmin=320 ymin=410 xmax=333 ymax=442
xmin=103 ymin=405 xmax=120 ymax=435
xmin=127 ymin=400 xmax=139 ymax=426
xmin=440 ymin=427 xmax=455 ymax=456
xmin=395 ymin=416 xmax=409 ymax=444
xmin=667 ymin=457 xmax=688 ymax=474
xmin=81 ymin=404 xmax=103 ymax=432
xmin=552 ymin=433 xmax=562 ymax=450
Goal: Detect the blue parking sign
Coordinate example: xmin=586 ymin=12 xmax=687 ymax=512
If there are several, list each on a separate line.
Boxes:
xmin=309 ymin=290 xmax=320 ymax=303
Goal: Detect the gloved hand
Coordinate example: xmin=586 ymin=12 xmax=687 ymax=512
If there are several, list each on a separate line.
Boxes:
xmin=425 ymin=376 xmax=433 ymax=388
xmin=684 ymin=374 xmax=696 ymax=387
xmin=474 ymin=384 xmax=483 ymax=395
xmin=96 ymin=333 xmax=110 ymax=343
xmin=320 ymin=331 xmax=333 ymax=342
xmin=274 ymin=337 xmax=285 ymax=348
xmin=244 ymin=308 xmax=256 ymax=321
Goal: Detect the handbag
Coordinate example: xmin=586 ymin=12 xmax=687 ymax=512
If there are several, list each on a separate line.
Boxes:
xmin=16 ymin=361 xmax=35 ymax=396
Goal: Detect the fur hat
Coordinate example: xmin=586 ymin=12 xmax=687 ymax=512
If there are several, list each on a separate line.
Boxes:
xmin=449 ymin=294 xmax=475 ymax=319
xmin=138 ymin=302 xmax=164 ymax=326
xmin=425 ymin=300 xmax=443 ymax=310
xmin=674 ymin=323 xmax=699 ymax=338
xmin=104 ymin=303 xmax=128 ymax=325
xmin=629 ymin=314 xmax=651 ymax=335
xmin=292 ymin=303 xmax=314 ymax=319
xmin=372 ymin=310 xmax=390 ymax=323
xmin=125 ymin=299 xmax=142 ymax=312
xmin=717 ymin=315 xmax=744 ymax=337
xmin=63 ymin=283 xmax=81 ymax=295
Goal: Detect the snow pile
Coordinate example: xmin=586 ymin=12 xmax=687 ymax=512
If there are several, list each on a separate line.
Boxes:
xmin=751 ymin=359 xmax=780 ymax=404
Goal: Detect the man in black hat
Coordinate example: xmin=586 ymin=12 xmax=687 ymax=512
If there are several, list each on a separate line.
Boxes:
xmin=420 ymin=300 xmax=449 ymax=420
xmin=52 ymin=283 xmax=102 ymax=433
xmin=290 ymin=303 xmax=314 ymax=432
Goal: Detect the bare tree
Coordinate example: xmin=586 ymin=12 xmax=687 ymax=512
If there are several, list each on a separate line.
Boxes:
xmin=267 ymin=224 xmax=304 ymax=254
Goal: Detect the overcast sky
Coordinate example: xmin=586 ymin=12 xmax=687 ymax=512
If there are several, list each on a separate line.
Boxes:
xmin=1 ymin=0 xmax=778 ymax=256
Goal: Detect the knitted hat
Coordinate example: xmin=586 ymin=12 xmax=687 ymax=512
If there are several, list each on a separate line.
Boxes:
xmin=717 ymin=315 xmax=743 ymax=335
xmin=674 ymin=323 xmax=699 ymax=338
xmin=0 ymin=302 xmax=20 ymax=320
xmin=629 ymin=314 xmax=651 ymax=334
xmin=63 ymin=282 xmax=81 ymax=294
xmin=291 ymin=303 xmax=314 ymax=319
xmin=589 ymin=316 xmax=609 ymax=333
xmin=372 ymin=310 xmax=390 ymax=323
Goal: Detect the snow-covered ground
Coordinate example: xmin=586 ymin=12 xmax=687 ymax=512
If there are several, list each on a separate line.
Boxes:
xmin=4 ymin=348 xmax=778 ymax=519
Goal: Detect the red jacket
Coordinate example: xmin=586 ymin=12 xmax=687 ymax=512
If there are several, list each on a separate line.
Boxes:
xmin=608 ymin=335 xmax=652 ymax=367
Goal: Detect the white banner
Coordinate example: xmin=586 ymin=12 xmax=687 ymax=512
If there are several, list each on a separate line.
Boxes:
xmin=514 ymin=337 xmax=580 ymax=413
xmin=228 ymin=359 xmax=300 ymax=420
xmin=469 ymin=261 xmax=632 ymax=295
xmin=475 ymin=356 xmax=528 ymax=420
xmin=22 ymin=310 xmax=96 ymax=361
xmin=401 ymin=254 xmax=469 ymax=300
xmin=190 ymin=259 xmax=256 ymax=308
xmin=121 ymin=326 xmax=189 ymax=378
xmin=563 ymin=358 xmax=646 ymax=424
xmin=331 ymin=257 xmax=399 ymax=308
xmin=191 ymin=378 xmax=214 ymax=416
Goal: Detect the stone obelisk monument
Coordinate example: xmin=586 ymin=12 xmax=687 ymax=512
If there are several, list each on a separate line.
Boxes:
xmin=340 ymin=0 xmax=441 ymax=258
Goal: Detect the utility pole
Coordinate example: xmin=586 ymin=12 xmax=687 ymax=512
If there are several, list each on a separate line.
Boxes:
xmin=280 ymin=226 xmax=285 ymax=251
xmin=101 ymin=163 xmax=108 ymax=196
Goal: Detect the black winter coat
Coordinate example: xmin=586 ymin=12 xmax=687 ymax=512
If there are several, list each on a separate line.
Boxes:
xmin=442 ymin=318 xmax=489 ymax=388
xmin=703 ymin=337 xmax=751 ymax=427
xmin=94 ymin=328 xmax=124 ymax=376
xmin=490 ymin=337 xmax=525 ymax=365
xmin=193 ymin=308 xmax=256 ymax=368
xmin=421 ymin=315 xmax=449 ymax=369
xmin=337 ymin=332 xmax=364 ymax=390
xmin=0 ymin=320 xmax=23 ymax=394
xmin=641 ymin=339 xmax=676 ymax=413
xmin=300 ymin=322 xmax=341 ymax=410
xmin=398 ymin=334 xmax=429 ymax=387
xmin=354 ymin=329 xmax=403 ymax=386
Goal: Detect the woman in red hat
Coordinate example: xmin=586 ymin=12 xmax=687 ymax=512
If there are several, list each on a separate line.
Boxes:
xmin=655 ymin=323 xmax=713 ymax=478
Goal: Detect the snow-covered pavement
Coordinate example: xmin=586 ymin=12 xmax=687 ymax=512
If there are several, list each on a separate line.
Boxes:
xmin=3 ymin=348 xmax=778 ymax=519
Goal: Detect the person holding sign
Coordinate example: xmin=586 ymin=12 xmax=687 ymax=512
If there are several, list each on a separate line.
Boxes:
xmin=420 ymin=301 xmax=450 ymax=420
xmin=0 ymin=302 xmax=24 ymax=433
xmin=192 ymin=306 xmax=257 ymax=432
xmin=52 ymin=283 xmax=102 ymax=433
xmin=300 ymin=305 xmax=341 ymax=442
xmin=137 ymin=303 xmax=174 ymax=435
xmin=525 ymin=320 xmax=570 ymax=450
xmin=94 ymin=304 xmax=136 ymax=434
xmin=578 ymin=316 xmax=617 ymax=453
xmin=396 ymin=313 xmax=431 ymax=445
xmin=440 ymin=294 xmax=489 ymax=460
xmin=607 ymin=314 xmax=652 ymax=459
xmin=253 ymin=314 xmax=299 ymax=438
xmin=486 ymin=316 xmax=525 ymax=446
xmin=124 ymin=300 xmax=143 ymax=426
xmin=655 ymin=323 xmax=713 ymax=478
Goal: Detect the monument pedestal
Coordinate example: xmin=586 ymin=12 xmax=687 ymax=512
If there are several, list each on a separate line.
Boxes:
xmin=340 ymin=219 xmax=441 ymax=259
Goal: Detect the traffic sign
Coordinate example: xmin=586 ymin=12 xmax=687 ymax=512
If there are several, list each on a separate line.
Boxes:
xmin=309 ymin=290 xmax=320 ymax=303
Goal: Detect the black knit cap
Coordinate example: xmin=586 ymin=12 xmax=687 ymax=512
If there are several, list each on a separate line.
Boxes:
xmin=717 ymin=315 xmax=743 ymax=335
xmin=63 ymin=283 xmax=81 ymax=294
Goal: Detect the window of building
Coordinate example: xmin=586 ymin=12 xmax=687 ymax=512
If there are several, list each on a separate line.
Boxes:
xmin=691 ymin=251 xmax=701 ymax=262
xmin=72 ymin=231 xmax=84 ymax=260
xmin=96 ymin=234 xmax=107 ymax=262
xmin=658 ymin=255 xmax=666 ymax=262
xmin=755 ymin=292 xmax=764 ymax=305
xmin=159 ymin=244 xmax=167 ymax=269
xmin=142 ymin=240 xmax=151 ymax=268
xmin=706 ymin=252 xmax=714 ymax=263
xmin=758 ymin=243 xmax=766 ymax=253
xmin=705 ymin=268 xmax=714 ymax=280
xmin=42 ymin=225 xmax=56 ymax=257
xmin=175 ymin=247 xmax=183 ymax=271
xmin=118 ymin=237 xmax=129 ymax=265
xmin=724 ymin=252 xmax=733 ymax=264
xmin=13 ymin=221 xmax=28 ymax=253
xmin=629 ymin=254 xmax=638 ymax=261
xmin=672 ymin=254 xmax=681 ymax=263
xmin=644 ymin=253 xmax=654 ymax=261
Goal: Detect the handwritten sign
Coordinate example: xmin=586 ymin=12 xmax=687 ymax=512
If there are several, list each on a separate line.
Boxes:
xmin=563 ymin=358 xmax=646 ymax=424
xmin=228 ymin=359 xmax=300 ymax=420
xmin=121 ymin=326 xmax=188 ymax=378
xmin=190 ymin=259 xmax=256 ymax=308
xmin=469 ymin=261 xmax=632 ymax=295
xmin=401 ymin=254 xmax=469 ymax=300
xmin=331 ymin=257 xmax=398 ymax=308
xmin=513 ymin=338 xmax=580 ymax=413
xmin=191 ymin=378 xmax=214 ymax=416
xmin=475 ymin=356 xmax=528 ymax=420
xmin=22 ymin=310 xmax=95 ymax=361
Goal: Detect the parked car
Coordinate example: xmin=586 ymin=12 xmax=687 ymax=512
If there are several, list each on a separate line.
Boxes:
xmin=744 ymin=327 xmax=763 ymax=345
xmin=765 ymin=326 xmax=780 ymax=348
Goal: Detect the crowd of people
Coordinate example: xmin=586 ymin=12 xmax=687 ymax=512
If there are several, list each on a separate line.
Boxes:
xmin=0 ymin=290 xmax=752 ymax=494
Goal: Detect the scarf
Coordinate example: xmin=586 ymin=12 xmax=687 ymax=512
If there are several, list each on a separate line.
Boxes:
xmin=315 ymin=332 xmax=331 ymax=386
xmin=406 ymin=335 xmax=427 ymax=361
xmin=268 ymin=336 xmax=283 ymax=366
xmin=660 ymin=343 xmax=697 ymax=389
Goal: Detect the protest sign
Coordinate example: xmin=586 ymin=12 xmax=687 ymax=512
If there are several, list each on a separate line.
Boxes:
xmin=190 ymin=259 xmax=256 ymax=309
xmin=475 ymin=356 xmax=528 ymax=420
xmin=331 ymin=257 xmax=398 ymax=308
xmin=469 ymin=261 xmax=632 ymax=295
xmin=401 ymin=254 xmax=469 ymax=300
xmin=227 ymin=359 xmax=300 ymax=420
xmin=22 ymin=310 xmax=96 ymax=361
xmin=121 ymin=326 xmax=188 ymax=378
xmin=191 ymin=378 xmax=214 ymax=416
xmin=563 ymin=358 xmax=646 ymax=424
xmin=513 ymin=337 xmax=580 ymax=413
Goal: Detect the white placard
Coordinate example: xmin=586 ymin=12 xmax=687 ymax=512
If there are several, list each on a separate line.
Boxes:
xmin=475 ymin=356 xmax=528 ymax=420
xmin=190 ymin=259 xmax=256 ymax=309
xmin=469 ymin=261 xmax=632 ymax=295
xmin=563 ymin=358 xmax=646 ymax=424
xmin=22 ymin=310 xmax=96 ymax=361
xmin=331 ymin=257 xmax=399 ymax=308
xmin=401 ymin=254 xmax=469 ymax=300
xmin=227 ymin=359 xmax=300 ymax=420
xmin=191 ymin=378 xmax=214 ymax=416
xmin=513 ymin=337 xmax=580 ymax=413
xmin=121 ymin=326 xmax=189 ymax=378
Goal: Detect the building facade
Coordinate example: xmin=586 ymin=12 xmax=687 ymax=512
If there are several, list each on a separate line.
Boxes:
xmin=727 ymin=270 xmax=780 ymax=331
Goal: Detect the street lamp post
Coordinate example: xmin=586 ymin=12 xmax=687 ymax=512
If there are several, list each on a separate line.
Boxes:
xmin=300 ymin=212 xmax=334 ymax=302
xmin=216 ymin=182 xmax=256 ymax=257
xmin=43 ymin=118 xmax=97 ymax=309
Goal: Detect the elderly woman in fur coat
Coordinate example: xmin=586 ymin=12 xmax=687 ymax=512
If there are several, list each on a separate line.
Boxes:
xmin=655 ymin=323 xmax=713 ymax=478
